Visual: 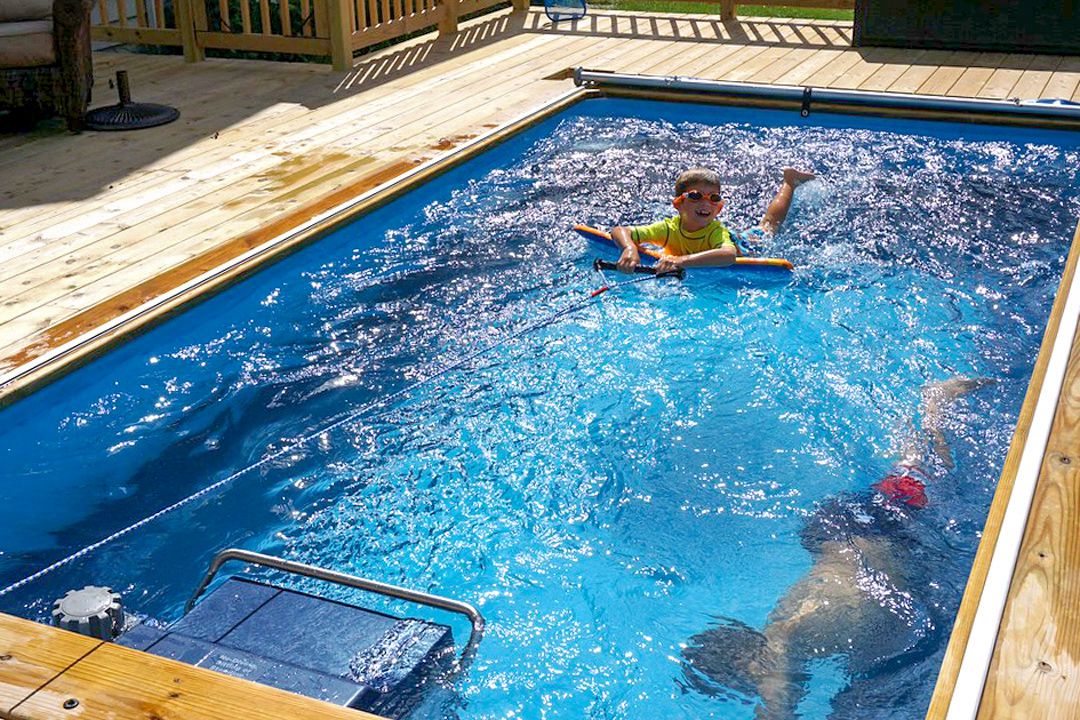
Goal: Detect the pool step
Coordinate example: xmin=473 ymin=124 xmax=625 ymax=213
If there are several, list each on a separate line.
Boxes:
xmin=117 ymin=577 xmax=453 ymax=717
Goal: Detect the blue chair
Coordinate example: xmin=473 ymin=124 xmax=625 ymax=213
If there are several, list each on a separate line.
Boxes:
xmin=544 ymin=0 xmax=587 ymax=23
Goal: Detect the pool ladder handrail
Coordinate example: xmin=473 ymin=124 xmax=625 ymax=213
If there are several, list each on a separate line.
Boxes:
xmin=184 ymin=548 xmax=485 ymax=673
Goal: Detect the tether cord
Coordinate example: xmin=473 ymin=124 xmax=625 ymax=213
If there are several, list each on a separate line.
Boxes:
xmin=0 ymin=271 xmax=662 ymax=599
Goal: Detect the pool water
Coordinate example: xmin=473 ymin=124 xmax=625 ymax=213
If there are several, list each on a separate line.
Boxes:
xmin=3 ymin=98 xmax=1080 ymax=719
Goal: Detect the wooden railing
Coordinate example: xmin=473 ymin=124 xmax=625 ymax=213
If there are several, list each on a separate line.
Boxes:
xmin=91 ymin=0 xmax=524 ymax=71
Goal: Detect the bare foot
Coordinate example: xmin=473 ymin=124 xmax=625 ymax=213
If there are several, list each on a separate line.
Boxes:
xmin=782 ymin=168 xmax=816 ymax=187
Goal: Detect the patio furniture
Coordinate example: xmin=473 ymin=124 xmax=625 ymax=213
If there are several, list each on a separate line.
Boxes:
xmin=0 ymin=0 xmax=93 ymax=130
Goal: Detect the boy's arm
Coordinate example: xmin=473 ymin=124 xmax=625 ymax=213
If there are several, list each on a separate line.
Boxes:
xmin=655 ymin=245 xmax=736 ymax=273
xmin=610 ymin=226 xmax=641 ymax=273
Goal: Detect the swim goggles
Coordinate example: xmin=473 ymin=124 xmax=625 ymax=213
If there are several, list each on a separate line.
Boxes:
xmin=673 ymin=190 xmax=724 ymax=207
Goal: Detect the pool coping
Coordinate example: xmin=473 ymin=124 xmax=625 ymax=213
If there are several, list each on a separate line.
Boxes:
xmin=3 ymin=79 xmax=1079 ymax=718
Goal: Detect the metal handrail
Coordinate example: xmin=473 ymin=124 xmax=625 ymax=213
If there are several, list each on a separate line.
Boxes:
xmin=184 ymin=548 xmax=485 ymax=673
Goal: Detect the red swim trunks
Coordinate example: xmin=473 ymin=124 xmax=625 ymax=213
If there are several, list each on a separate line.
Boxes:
xmin=872 ymin=464 xmax=929 ymax=508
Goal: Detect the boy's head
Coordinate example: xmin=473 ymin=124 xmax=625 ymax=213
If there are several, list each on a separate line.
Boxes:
xmin=674 ymin=168 xmax=722 ymax=196
xmin=672 ymin=168 xmax=724 ymax=230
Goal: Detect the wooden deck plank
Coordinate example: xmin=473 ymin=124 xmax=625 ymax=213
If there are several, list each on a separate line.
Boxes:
xmin=827 ymin=46 xmax=915 ymax=90
xmin=1009 ymin=56 xmax=1062 ymax=101
xmin=916 ymin=51 xmax=980 ymax=95
xmin=977 ymin=53 xmax=1036 ymax=99
xmin=0 ymin=614 xmax=100 ymax=714
xmin=8 ymin=631 xmax=382 ymax=720
xmin=769 ymin=47 xmax=846 ymax=86
xmin=0 ymin=29 xmax=554 ymax=240
xmin=799 ymin=47 xmax=862 ymax=87
xmin=978 ymin=226 xmax=1080 ymax=719
xmin=0 ymin=32 xmax=580 ymax=300
xmin=885 ymin=50 xmax=961 ymax=94
xmin=856 ymin=48 xmax=927 ymax=92
xmin=0 ymin=30 xmax=568 ymax=261
xmin=0 ymin=33 xmax=620 ymax=332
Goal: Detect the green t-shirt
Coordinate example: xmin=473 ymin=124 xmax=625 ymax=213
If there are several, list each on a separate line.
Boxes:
xmin=630 ymin=216 xmax=734 ymax=256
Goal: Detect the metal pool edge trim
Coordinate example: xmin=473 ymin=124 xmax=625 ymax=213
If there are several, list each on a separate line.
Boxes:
xmin=573 ymin=69 xmax=1080 ymax=128
xmin=0 ymin=86 xmax=592 ymax=407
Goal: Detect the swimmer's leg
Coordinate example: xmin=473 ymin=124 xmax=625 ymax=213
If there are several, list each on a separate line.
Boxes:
xmin=907 ymin=377 xmax=996 ymax=469
xmin=682 ymin=619 xmax=808 ymax=719
xmin=760 ymin=168 xmax=816 ymax=234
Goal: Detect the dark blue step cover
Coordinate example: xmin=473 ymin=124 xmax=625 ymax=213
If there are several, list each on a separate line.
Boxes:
xmin=116 ymin=577 xmax=454 ymax=716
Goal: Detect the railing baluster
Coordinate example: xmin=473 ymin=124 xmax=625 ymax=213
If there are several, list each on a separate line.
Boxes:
xmin=240 ymin=0 xmax=252 ymax=32
xmin=260 ymin=0 xmax=272 ymax=32
xmin=154 ymin=0 xmax=166 ymax=28
xmin=134 ymin=0 xmax=148 ymax=26
xmin=280 ymin=0 xmax=293 ymax=35
xmin=95 ymin=0 xmax=108 ymax=25
xmin=313 ymin=0 xmax=328 ymax=36
xmin=218 ymin=0 xmax=230 ymax=31
xmin=300 ymin=0 xmax=312 ymax=35
xmin=116 ymin=0 xmax=128 ymax=27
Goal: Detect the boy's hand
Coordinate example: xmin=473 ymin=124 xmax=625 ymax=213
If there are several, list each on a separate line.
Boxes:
xmin=654 ymin=255 xmax=684 ymax=275
xmin=616 ymin=247 xmax=641 ymax=274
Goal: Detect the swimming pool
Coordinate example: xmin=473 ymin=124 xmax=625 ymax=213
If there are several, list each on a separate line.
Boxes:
xmin=2 ymin=97 xmax=1080 ymax=719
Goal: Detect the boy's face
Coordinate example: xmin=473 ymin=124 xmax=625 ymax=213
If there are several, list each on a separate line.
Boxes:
xmin=675 ymin=183 xmax=724 ymax=231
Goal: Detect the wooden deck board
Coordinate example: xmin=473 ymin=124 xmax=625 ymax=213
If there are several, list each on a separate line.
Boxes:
xmin=0 ymin=614 xmax=100 ymax=714
xmin=978 ymin=227 xmax=1080 ymax=720
xmin=2 ymin=10 xmax=1080 ymax=720
xmin=0 ymin=616 xmax=382 ymax=720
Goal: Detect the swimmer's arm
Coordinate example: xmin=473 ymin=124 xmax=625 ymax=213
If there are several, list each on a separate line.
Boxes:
xmin=610 ymin=226 xmax=641 ymax=273
xmin=655 ymin=245 xmax=736 ymax=274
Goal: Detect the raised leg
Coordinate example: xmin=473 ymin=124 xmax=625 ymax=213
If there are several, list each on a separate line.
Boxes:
xmin=760 ymin=167 xmax=816 ymax=234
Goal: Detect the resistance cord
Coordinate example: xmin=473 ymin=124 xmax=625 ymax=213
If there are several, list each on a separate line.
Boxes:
xmin=0 ymin=262 xmax=677 ymax=599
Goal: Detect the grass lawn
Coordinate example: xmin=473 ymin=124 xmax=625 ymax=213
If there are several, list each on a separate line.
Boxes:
xmin=585 ymin=2 xmax=852 ymax=19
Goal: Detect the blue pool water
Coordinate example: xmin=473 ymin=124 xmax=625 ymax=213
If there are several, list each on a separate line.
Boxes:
xmin=3 ymin=98 xmax=1080 ymax=719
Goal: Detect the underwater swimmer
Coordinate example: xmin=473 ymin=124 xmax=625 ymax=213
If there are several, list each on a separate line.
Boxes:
xmin=681 ymin=377 xmax=993 ymax=719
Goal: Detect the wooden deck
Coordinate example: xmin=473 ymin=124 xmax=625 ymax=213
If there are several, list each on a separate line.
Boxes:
xmin=2 ymin=8 xmax=1080 ymax=719
xmin=0 ymin=613 xmax=381 ymax=720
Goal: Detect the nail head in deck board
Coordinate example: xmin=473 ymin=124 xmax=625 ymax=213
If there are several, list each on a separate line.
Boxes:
xmin=0 ymin=614 xmax=101 ymax=714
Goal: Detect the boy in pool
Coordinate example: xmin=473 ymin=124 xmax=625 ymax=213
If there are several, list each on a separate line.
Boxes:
xmin=610 ymin=167 xmax=815 ymax=275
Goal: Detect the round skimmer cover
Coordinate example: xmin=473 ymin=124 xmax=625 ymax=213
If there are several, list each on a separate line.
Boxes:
xmin=52 ymin=585 xmax=124 ymax=639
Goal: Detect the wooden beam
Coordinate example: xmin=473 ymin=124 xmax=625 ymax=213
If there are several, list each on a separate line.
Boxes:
xmin=91 ymin=26 xmax=185 ymax=46
xmin=197 ymin=30 xmax=332 ymax=55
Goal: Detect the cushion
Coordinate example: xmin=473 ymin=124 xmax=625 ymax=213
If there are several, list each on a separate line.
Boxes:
xmin=0 ymin=0 xmax=54 ymax=22
xmin=0 ymin=20 xmax=55 ymax=68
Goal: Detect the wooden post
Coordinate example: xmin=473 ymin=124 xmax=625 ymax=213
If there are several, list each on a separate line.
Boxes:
xmin=510 ymin=0 xmax=528 ymax=12
xmin=175 ymin=0 xmax=205 ymax=62
xmin=438 ymin=0 xmax=458 ymax=36
xmin=326 ymin=0 xmax=353 ymax=71
xmin=720 ymin=0 xmax=735 ymax=21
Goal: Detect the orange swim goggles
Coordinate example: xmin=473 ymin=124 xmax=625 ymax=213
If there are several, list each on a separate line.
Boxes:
xmin=673 ymin=190 xmax=725 ymax=209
